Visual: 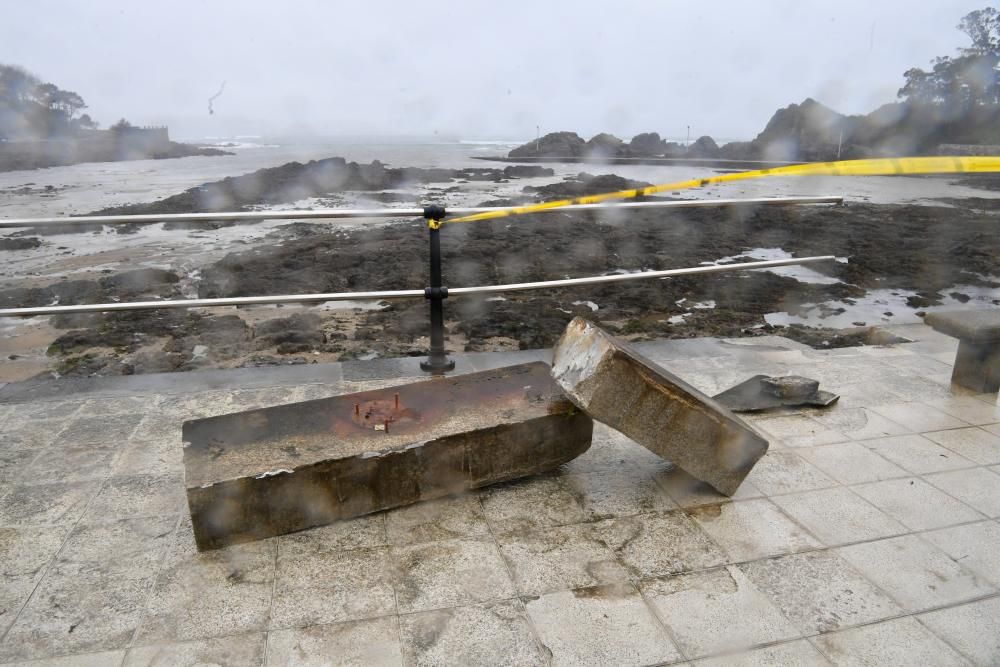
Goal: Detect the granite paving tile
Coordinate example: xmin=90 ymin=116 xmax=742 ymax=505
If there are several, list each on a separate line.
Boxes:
xmin=862 ymin=433 xmax=976 ymax=475
xmin=496 ymin=523 xmax=629 ymax=596
xmin=265 ymin=617 xmax=402 ymax=666
xmin=771 ymin=487 xmax=906 ymax=547
xmin=399 ymin=599 xmax=546 ymax=667
xmin=639 ymin=565 xmax=799 ymax=659
xmin=796 ymin=441 xmax=908 ymax=485
xmin=692 ymin=639 xmax=831 ymax=666
xmin=925 ymin=467 xmax=1000 ymax=517
xmin=561 ymin=468 xmax=677 ymax=521
xmin=687 ymin=499 xmax=821 ymax=561
xmin=812 ymin=616 xmax=968 ymax=666
xmin=852 ymin=477 xmax=985 ymax=530
xmin=124 ymin=633 xmax=266 ymax=666
xmin=917 ymin=597 xmax=1000 ymax=666
xmin=739 ymin=550 xmax=902 ymax=634
xmin=922 ymin=521 xmax=1000 ymax=587
xmin=22 ymin=442 xmax=120 ymax=485
xmin=743 ymin=451 xmax=837 ymax=496
xmin=594 ymin=510 xmax=727 ymax=579
xmin=923 ymin=427 xmax=1000 ymax=465
xmin=384 ymin=494 xmax=491 ymax=546
xmin=524 ymin=583 xmax=682 ymax=666
xmin=391 ymin=537 xmax=516 ymax=614
xmin=479 ymin=476 xmax=586 ymax=535
xmin=809 ymin=406 xmax=910 ymax=441
xmin=0 ymin=525 xmax=72 ymax=636
xmin=870 ymin=402 xmax=969 ymax=433
xmin=837 ymin=534 xmax=995 ymax=612
xmin=0 ymin=480 xmax=102 ymax=527
xmin=136 ymin=523 xmax=276 ymax=644
xmin=270 ymin=544 xmax=395 ymax=629
xmin=81 ymin=473 xmax=185 ymax=523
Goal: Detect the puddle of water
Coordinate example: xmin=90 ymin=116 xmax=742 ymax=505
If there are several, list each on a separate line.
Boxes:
xmin=766 ymin=284 xmax=1000 ymax=328
xmin=704 ymin=247 xmax=844 ymax=285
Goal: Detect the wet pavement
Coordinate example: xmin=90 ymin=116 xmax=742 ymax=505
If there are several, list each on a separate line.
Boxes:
xmin=1 ymin=324 xmax=999 ymax=665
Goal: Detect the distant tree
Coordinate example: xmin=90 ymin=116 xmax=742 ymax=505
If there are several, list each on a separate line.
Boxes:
xmin=110 ymin=118 xmax=134 ymax=132
xmin=0 ymin=63 xmax=93 ymax=139
xmin=75 ymin=113 xmax=98 ymax=130
xmin=899 ymin=6 xmax=1000 ymax=106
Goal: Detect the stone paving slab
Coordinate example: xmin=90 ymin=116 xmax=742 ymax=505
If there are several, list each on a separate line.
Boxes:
xmin=1 ymin=327 xmax=1000 ymax=664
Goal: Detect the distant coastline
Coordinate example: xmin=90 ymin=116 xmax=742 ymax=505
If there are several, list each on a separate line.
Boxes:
xmin=0 ymin=131 xmax=232 ymax=173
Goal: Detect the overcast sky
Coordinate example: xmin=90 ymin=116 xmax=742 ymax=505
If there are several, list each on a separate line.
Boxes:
xmin=2 ymin=1 xmax=989 ymax=141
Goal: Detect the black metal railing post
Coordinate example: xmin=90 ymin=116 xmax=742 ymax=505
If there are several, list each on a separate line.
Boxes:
xmin=420 ymin=205 xmax=455 ymax=373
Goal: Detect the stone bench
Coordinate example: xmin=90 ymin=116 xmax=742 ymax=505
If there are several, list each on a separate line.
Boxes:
xmin=924 ymin=309 xmax=1000 ymax=393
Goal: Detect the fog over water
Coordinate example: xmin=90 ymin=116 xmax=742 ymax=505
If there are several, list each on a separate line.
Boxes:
xmin=1 ymin=1 xmax=988 ymax=140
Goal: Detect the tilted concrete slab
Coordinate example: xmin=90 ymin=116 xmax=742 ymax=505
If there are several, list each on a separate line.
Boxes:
xmin=183 ymin=362 xmax=592 ymax=550
xmin=551 ymin=318 xmax=767 ymax=496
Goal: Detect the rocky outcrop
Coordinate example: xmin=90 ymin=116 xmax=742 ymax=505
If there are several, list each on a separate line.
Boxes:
xmin=687 ymin=135 xmax=721 ymax=159
xmin=626 ymin=132 xmax=669 ymax=157
xmin=509 ymin=131 xmax=587 ymax=158
xmin=585 ymin=133 xmax=624 ymax=158
xmin=523 ymin=173 xmax=653 ymax=199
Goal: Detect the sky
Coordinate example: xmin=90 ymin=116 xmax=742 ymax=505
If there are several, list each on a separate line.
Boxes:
xmin=1 ymin=0 xmax=990 ymax=142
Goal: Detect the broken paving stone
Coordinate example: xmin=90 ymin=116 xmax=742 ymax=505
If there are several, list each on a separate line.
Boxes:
xmin=551 ymin=317 xmax=767 ymax=497
xmin=762 ymin=376 xmax=819 ymax=399
xmin=714 ymin=375 xmax=839 ymax=412
xmin=183 ymin=362 xmax=592 ymax=550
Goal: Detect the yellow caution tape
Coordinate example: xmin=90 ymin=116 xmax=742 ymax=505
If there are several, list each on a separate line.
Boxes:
xmin=444 ymin=156 xmax=1000 ymax=225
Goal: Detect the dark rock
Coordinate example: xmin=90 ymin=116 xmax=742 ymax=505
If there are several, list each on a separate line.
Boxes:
xmin=626 ymin=132 xmax=668 ymax=157
xmin=0 ymin=237 xmax=42 ymax=251
xmin=524 ymin=173 xmax=653 ymax=199
xmin=98 ymin=269 xmax=180 ymax=298
xmin=509 ymin=132 xmax=587 ymax=158
xmin=585 ymin=133 xmax=625 ymax=158
xmin=687 ymin=136 xmax=721 ymax=159
xmin=502 ymin=165 xmax=554 ymax=178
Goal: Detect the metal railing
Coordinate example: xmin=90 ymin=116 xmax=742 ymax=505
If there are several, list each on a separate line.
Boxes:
xmin=0 ymin=196 xmax=843 ymax=373
xmin=0 ymin=196 xmax=842 ymax=229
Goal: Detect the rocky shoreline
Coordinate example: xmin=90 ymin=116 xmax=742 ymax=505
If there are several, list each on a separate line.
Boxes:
xmin=509 ymin=98 xmax=1000 ymax=164
xmin=0 ymin=139 xmax=232 ymax=173
xmin=3 ymin=157 xmax=999 ymax=378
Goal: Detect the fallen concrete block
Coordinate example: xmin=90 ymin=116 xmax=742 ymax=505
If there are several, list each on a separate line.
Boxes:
xmin=551 ymin=318 xmax=767 ymax=496
xmin=183 ymin=362 xmax=592 ymax=550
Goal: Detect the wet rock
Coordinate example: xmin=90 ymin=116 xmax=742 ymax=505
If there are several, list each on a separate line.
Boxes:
xmin=551 ymin=318 xmax=767 ymax=496
xmin=524 ymin=174 xmax=652 ymax=199
xmin=585 ymin=133 xmax=625 ymax=158
xmin=183 ymin=362 xmax=593 ymax=549
xmin=687 ymin=136 xmax=721 ymax=159
xmin=502 ymin=165 xmax=554 ymax=178
xmin=626 ymin=132 xmax=668 ymax=157
xmin=0 ymin=237 xmax=42 ymax=251
xmin=509 ymin=132 xmax=586 ymax=158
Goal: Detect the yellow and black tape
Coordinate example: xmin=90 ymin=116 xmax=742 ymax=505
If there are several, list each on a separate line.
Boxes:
xmin=443 ymin=156 xmax=1000 ymax=225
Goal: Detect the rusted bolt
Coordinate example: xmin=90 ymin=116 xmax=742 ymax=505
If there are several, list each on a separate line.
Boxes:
xmin=394 ymin=393 xmax=400 ymax=409
xmin=384 ymin=419 xmax=390 ymax=433
xmin=354 ymin=403 xmax=360 ymax=416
